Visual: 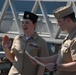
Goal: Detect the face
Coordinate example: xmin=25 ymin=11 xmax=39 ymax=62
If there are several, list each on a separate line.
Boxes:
xmin=57 ymin=18 xmax=68 ymax=31
xmin=21 ymin=19 xmax=36 ymax=34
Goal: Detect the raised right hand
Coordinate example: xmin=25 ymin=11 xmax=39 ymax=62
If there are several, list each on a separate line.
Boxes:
xmin=2 ymin=35 xmax=11 ymax=48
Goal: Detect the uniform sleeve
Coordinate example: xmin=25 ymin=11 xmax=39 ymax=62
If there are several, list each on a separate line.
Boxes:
xmin=10 ymin=35 xmax=19 ymax=53
xmin=70 ymin=39 xmax=76 ymax=61
xmin=38 ymin=39 xmax=49 ymax=57
xmin=10 ymin=38 xmax=16 ymax=53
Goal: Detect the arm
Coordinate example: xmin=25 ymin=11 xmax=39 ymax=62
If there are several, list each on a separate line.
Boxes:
xmin=57 ymin=39 xmax=76 ymax=71
xmin=57 ymin=39 xmax=76 ymax=72
xmin=35 ymin=54 xmax=58 ymax=64
xmin=45 ymin=61 xmax=76 ymax=72
xmin=2 ymin=35 xmax=15 ymax=62
xmin=36 ymin=54 xmax=58 ymax=75
xmin=58 ymin=61 xmax=76 ymax=72
xmin=46 ymin=39 xmax=76 ymax=72
xmin=2 ymin=47 xmax=15 ymax=62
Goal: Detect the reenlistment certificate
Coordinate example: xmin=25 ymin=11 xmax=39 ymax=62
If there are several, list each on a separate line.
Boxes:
xmin=25 ymin=51 xmax=45 ymax=67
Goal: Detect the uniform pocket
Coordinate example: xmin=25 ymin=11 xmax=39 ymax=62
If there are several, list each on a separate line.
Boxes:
xmin=62 ymin=40 xmax=72 ymax=53
xmin=61 ymin=40 xmax=72 ymax=62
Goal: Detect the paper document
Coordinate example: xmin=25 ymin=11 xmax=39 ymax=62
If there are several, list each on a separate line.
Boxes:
xmin=25 ymin=51 xmax=45 ymax=67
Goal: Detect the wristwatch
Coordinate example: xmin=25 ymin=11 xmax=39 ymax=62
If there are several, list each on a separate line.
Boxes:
xmin=53 ymin=64 xmax=58 ymax=72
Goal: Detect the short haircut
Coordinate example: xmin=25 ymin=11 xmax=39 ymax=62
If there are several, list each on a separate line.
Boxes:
xmin=63 ymin=12 xmax=76 ymax=22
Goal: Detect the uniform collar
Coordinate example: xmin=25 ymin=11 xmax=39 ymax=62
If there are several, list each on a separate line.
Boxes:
xmin=31 ymin=32 xmax=38 ymax=40
xmin=19 ymin=32 xmax=38 ymax=40
xmin=68 ymin=27 xmax=76 ymax=39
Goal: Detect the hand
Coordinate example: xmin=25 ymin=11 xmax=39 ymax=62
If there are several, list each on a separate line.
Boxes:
xmin=45 ymin=63 xmax=55 ymax=71
xmin=31 ymin=56 xmax=38 ymax=65
xmin=2 ymin=35 xmax=11 ymax=48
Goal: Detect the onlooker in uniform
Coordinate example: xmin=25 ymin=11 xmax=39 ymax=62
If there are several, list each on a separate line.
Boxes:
xmin=2 ymin=11 xmax=49 ymax=75
xmin=32 ymin=2 xmax=76 ymax=75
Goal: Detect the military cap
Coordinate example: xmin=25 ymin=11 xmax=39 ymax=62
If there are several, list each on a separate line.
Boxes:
xmin=23 ymin=11 xmax=38 ymax=23
xmin=53 ymin=2 xmax=74 ymax=19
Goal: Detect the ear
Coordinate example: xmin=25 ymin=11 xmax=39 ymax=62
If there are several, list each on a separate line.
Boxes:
xmin=33 ymin=23 xmax=37 ymax=30
xmin=34 ymin=23 xmax=36 ymax=27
